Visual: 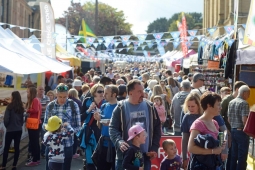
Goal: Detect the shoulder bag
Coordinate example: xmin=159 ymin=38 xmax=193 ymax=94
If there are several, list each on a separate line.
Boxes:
xmin=26 ymin=100 xmax=40 ymax=130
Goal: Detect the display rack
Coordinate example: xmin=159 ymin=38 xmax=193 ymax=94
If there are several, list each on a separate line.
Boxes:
xmin=190 ymin=65 xmax=226 ymax=93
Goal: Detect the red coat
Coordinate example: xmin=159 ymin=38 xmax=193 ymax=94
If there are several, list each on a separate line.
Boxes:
xmin=27 ymin=98 xmax=42 ymax=119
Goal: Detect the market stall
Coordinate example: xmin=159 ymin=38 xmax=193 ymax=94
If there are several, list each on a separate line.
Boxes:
xmin=56 ymin=44 xmax=81 ymax=67
xmin=0 ymin=28 xmax=72 ymax=155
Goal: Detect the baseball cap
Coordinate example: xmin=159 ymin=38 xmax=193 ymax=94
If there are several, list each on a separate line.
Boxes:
xmin=45 ymin=116 xmax=62 ymax=132
xmin=193 ymin=73 xmax=205 ymax=82
xmin=118 ymin=85 xmax=127 ymax=95
xmin=127 ymin=125 xmax=145 ymax=141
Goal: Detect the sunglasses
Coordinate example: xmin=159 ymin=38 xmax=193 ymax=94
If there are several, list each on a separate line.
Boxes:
xmin=97 ymin=90 xmax=104 ymax=94
xmin=56 ymin=85 xmax=68 ymax=92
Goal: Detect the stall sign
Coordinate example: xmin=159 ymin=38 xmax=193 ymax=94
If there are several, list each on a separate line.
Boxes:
xmin=207 ymin=60 xmax=220 ymax=69
xmin=151 ymin=136 xmax=182 ymax=169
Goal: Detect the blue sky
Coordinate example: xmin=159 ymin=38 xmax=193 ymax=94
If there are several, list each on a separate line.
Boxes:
xmin=51 ymin=0 xmax=203 ymax=34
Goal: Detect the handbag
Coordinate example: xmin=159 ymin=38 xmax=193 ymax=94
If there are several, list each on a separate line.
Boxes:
xmin=244 ymin=111 xmax=255 ymax=138
xmin=26 ymin=100 xmax=40 ymax=130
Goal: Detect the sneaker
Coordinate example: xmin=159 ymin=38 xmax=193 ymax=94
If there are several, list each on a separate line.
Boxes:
xmin=72 ymin=153 xmax=80 ymax=159
xmin=27 ymin=156 xmax=33 ymax=163
xmin=25 ymin=161 xmax=39 ymax=166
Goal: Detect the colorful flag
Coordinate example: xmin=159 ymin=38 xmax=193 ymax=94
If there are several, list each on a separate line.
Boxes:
xmin=188 ymin=30 xmax=198 ymax=36
xmin=170 ymin=31 xmax=180 ymax=39
xmin=78 ymin=18 xmax=96 ymax=43
xmin=207 ymin=27 xmax=217 ymax=36
xmin=224 ymin=25 xmax=234 ymax=34
xmin=153 ymin=33 xmax=164 ymax=40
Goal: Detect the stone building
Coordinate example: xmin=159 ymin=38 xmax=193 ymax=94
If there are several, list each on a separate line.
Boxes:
xmin=0 ymin=0 xmax=50 ymax=38
xmin=203 ymin=0 xmax=251 ymax=36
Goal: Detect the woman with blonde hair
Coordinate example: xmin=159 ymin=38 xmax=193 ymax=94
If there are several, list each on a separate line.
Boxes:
xmin=150 ymin=85 xmax=171 ymax=109
xmin=46 ymin=90 xmax=55 ymax=102
xmin=180 ymin=93 xmax=203 ymax=169
xmin=68 ymin=88 xmax=82 ymax=159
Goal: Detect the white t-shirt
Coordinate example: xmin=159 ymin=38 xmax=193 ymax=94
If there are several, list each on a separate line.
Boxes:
xmin=107 ymin=73 xmax=114 ymax=79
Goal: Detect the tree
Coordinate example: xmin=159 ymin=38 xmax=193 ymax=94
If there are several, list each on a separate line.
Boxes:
xmin=168 ymin=13 xmax=196 ymax=32
xmin=146 ymin=17 xmax=170 ymax=33
xmin=56 ymin=1 xmax=132 ymax=36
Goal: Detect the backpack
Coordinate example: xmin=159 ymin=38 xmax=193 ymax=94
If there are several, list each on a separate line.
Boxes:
xmin=47 ymin=99 xmax=76 ymax=120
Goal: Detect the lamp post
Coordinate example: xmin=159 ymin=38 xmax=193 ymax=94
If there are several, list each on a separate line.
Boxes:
xmin=95 ymin=0 xmax=98 ymax=35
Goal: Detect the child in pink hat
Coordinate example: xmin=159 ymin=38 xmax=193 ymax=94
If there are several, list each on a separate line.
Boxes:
xmin=122 ymin=125 xmax=147 ymax=170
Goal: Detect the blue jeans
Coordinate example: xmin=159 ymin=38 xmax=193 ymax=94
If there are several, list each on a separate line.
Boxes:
xmin=48 ymin=161 xmax=63 ymax=170
xmin=230 ymin=129 xmax=249 ymax=170
xmin=115 ymin=155 xmax=151 ymax=170
xmin=46 ymin=146 xmax=73 ymax=170
xmin=225 ymin=145 xmax=232 ymax=170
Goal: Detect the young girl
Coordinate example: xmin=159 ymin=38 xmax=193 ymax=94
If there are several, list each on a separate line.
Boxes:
xmin=153 ymin=95 xmax=166 ymax=135
xmin=160 ymin=139 xmax=182 ymax=170
xmin=43 ymin=116 xmax=74 ymax=170
xmin=122 ymin=125 xmax=147 ymax=170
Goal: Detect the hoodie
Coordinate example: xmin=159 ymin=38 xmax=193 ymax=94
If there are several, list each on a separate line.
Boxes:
xmin=109 ymin=99 xmax=161 ymax=160
xmin=170 ymin=91 xmax=190 ymax=133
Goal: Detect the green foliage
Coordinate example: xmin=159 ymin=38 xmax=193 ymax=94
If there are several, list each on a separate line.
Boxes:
xmin=168 ymin=13 xmax=196 ymax=32
xmin=147 ymin=17 xmax=170 ymax=33
xmin=56 ymin=1 xmax=132 ymax=36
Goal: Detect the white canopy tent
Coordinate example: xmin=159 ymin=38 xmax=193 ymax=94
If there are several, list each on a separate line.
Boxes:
xmin=0 ymin=27 xmax=72 ymax=73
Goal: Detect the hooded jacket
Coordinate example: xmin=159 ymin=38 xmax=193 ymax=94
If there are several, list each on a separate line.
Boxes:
xmin=170 ymin=91 xmax=190 ymax=132
xmin=109 ymin=99 xmax=161 ymax=160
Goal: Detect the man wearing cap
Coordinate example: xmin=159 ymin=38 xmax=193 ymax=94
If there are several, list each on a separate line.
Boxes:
xmin=170 ymin=80 xmax=191 ymax=136
xmin=117 ymin=84 xmax=127 ymax=101
xmin=43 ymin=83 xmax=81 ymax=170
xmin=190 ymin=73 xmax=205 ymax=96
xmin=109 ymin=79 xmax=161 ymax=170
xmin=73 ymin=79 xmax=83 ymax=98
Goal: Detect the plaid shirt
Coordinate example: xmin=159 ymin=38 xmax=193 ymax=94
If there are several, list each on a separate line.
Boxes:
xmin=44 ymin=99 xmax=81 ymax=147
xmin=227 ymin=97 xmax=249 ymax=129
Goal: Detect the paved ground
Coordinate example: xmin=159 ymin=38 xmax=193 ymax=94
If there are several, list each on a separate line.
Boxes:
xmin=0 ymin=136 xmax=85 ymax=170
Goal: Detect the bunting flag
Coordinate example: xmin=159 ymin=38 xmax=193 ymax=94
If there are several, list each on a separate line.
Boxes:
xmin=224 ymin=25 xmax=234 ymax=34
xmin=85 ymin=37 xmax=95 ymax=45
xmin=121 ymin=35 xmax=131 ymax=46
xmin=170 ymin=31 xmax=180 ymax=39
xmin=157 ymin=46 xmax=165 ymax=55
xmin=68 ymin=38 xmax=75 ymax=44
xmin=173 ymin=41 xmax=180 ymax=49
xmin=242 ymin=24 xmax=246 ymax=29
xmin=126 ymin=41 xmax=132 ymax=46
xmin=133 ymin=41 xmax=139 ymax=46
xmin=188 ymin=30 xmax=198 ymax=36
xmin=78 ymin=18 xmax=96 ymax=43
xmin=160 ymin=41 xmax=167 ymax=47
xmin=153 ymin=33 xmax=164 ymax=40
xmin=214 ymin=39 xmax=223 ymax=48
xmin=207 ymin=27 xmax=217 ymax=36
xmin=110 ymin=39 xmax=116 ymax=45
xmin=103 ymin=36 xmax=114 ymax=43
xmin=165 ymin=38 xmax=170 ymax=42
xmin=136 ymin=34 xmax=147 ymax=41
xmin=174 ymin=38 xmax=180 ymax=42
xmin=97 ymin=39 xmax=104 ymax=44
xmin=196 ymin=35 xmax=203 ymax=41
xmin=93 ymin=43 xmax=99 ymax=48
xmin=114 ymin=42 xmax=120 ymax=47
xmin=147 ymin=42 xmax=153 ymax=48
xmin=228 ymin=39 xmax=235 ymax=47
xmin=187 ymin=36 xmax=195 ymax=41
xmin=186 ymin=41 xmax=193 ymax=49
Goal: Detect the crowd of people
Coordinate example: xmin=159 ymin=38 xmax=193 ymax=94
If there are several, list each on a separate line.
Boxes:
xmin=0 ymin=62 xmax=252 ymax=170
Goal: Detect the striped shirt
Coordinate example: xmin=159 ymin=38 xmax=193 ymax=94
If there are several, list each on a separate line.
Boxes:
xmin=38 ymin=95 xmax=50 ymax=119
xmin=227 ymin=97 xmax=249 ymax=129
xmin=44 ymin=99 xmax=81 ymax=147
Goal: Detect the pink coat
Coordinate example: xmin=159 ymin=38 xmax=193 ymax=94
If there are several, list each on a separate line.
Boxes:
xmin=154 ymin=104 xmax=166 ymax=122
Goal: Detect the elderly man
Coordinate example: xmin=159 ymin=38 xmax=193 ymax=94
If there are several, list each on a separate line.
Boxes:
xmin=116 ymin=79 xmax=125 ymax=86
xmin=190 ymin=73 xmax=205 ymax=96
xmin=37 ymin=86 xmax=50 ymax=158
xmin=44 ymin=83 xmax=81 ymax=170
xmin=109 ymin=79 xmax=161 ymax=170
xmin=228 ymin=85 xmax=250 ymax=170
xmin=170 ymin=80 xmax=191 ymax=136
